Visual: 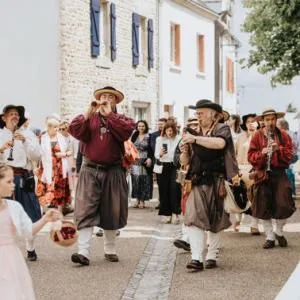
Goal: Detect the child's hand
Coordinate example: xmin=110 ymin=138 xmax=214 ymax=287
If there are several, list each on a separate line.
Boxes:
xmin=44 ymin=209 xmax=61 ymax=222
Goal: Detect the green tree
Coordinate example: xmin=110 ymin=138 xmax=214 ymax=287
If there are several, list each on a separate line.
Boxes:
xmin=242 ymin=0 xmax=300 ymax=86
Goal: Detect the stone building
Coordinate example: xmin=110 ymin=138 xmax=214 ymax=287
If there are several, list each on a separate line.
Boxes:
xmin=0 ymin=0 xmax=159 ymax=129
xmin=60 ymin=0 xmax=159 ymax=128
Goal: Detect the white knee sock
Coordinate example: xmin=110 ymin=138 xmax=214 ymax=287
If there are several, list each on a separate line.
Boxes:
xmin=187 ymin=226 xmax=205 ymax=262
xmin=104 ymin=230 xmax=117 ymax=255
xmin=78 ymin=227 xmax=93 ymax=259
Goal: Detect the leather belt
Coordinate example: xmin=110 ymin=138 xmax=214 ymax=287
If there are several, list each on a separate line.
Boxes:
xmin=12 ymin=167 xmax=27 ymax=176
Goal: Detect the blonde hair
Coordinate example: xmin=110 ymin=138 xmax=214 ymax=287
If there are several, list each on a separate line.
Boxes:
xmin=0 ymin=164 xmax=12 ymax=180
xmin=46 ymin=118 xmax=60 ymax=128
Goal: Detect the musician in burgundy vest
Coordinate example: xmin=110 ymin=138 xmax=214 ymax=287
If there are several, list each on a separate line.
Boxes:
xmin=248 ymin=108 xmax=295 ymax=250
xmin=69 ymin=86 xmax=135 ymax=265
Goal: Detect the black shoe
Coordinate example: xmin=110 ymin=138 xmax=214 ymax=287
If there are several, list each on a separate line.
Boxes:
xmin=173 ymin=239 xmax=191 ymax=252
xmin=263 ymin=240 xmax=275 ymax=249
xmin=275 ymin=234 xmax=288 ymax=247
xmin=186 ymin=260 xmax=204 ymax=271
xmin=205 ymin=259 xmax=217 ymax=269
xmin=27 ymin=250 xmax=38 ymax=262
xmin=104 ymin=254 xmax=119 ymax=262
xmin=96 ymin=229 xmax=104 ymax=237
xmin=71 ymin=253 xmax=90 ymax=266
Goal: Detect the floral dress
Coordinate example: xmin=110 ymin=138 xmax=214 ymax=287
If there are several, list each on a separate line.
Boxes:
xmin=131 ymin=135 xmax=152 ymax=201
xmin=36 ymin=141 xmax=71 ymax=207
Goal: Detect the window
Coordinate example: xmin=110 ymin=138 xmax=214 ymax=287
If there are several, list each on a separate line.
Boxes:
xmin=139 ymin=16 xmax=147 ymax=66
xmin=132 ymin=101 xmax=151 ymax=123
xmin=197 ymin=35 xmax=205 ymax=73
xmin=226 ymin=57 xmax=235 ymax=93
xmin=170 ymin=23 xmax=180 ymax=66
xmin=100 ymin=0 xmax=110 ymax=58
xmin=134 ymin=107 xmax=146 ymax=121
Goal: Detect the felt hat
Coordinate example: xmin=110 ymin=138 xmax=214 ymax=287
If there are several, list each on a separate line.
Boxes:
xmin=240 ymin=113 xmax=257 ymax=131
xmin=0 ymin=105 xmax=27 ymax=129
xmin=189 ymin=99 xmax=229 ymax=122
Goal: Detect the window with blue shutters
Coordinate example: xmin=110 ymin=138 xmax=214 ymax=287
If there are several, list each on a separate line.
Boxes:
xmin=148 ymin=19 xmax=154 ymax=70
xmin=91 ymin=0 xmax=100 ymax=57
xmin=110 ymin=3 xmax=116 ymax=61
xmin=132 ymin=13 xmax=140 ymax=67
xmin=99 ymin=0 xmax=110 ymax=58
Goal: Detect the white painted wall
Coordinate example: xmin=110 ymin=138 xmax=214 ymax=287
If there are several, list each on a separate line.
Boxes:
xmin=221 ymin=39 xmax=238 ymax=114
xmin=0 ymin=0 xmax=60 ymax=129
xmin=159 ymin=0 xmax=216 ymax=126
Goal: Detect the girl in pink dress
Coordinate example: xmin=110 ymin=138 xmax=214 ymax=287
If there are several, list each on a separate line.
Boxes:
xmin=0 ymin=164 xmax=59 ymax=300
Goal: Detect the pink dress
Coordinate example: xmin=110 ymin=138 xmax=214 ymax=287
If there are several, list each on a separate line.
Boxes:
xmin=0 ymin=206 xmax=36 ymax=300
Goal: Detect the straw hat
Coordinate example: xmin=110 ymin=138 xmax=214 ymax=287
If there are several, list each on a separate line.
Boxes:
xmin=50 ymin=220 xmax=77 ymax=247
xmin=256 ymin=108 xmax=285 ymax=122
xmin=94 ymin=86 xmax=124 ymax=103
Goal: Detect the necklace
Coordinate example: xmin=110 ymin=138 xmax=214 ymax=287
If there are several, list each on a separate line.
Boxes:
xmin=99 ymin=117 xmax=110 ymax=140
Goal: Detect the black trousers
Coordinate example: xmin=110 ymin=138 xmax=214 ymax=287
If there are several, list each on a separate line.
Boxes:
xmin=157 ymin=163 xmax=181 ymax=216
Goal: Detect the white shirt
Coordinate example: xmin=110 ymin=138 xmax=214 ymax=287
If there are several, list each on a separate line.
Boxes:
xmin=6 ymin=199 xmax=33 ymax=238
xmin=0 ymin=127 xmax=41 ymax=169
xmin=155 ymin=135 xmax=181 ymax=163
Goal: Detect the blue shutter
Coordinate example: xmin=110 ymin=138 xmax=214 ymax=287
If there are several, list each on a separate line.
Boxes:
xmin=91 ymin=0 xmax=100 ymax=57
xmin=110 ymin=3 xmax=116 ymax=61
xmin=132 ymin=13 xmax=140 ymax=67
xmin=148 ymin=19 xmax=154 ymax=70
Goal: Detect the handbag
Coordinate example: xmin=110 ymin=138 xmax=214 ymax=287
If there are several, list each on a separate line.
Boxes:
xmin=153 ymin=160 xmax=163 ymax=174
xmin=22 ymin=170 xmax=36 ymax=193
xmin=122 ymin=140 xmax=139 ymax=169
xmin=223 ymin=180 xmax=251 ymax=214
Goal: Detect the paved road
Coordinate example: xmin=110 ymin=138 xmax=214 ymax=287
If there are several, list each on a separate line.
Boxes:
xmin=20 ymin=198 xmax=300 ymax=300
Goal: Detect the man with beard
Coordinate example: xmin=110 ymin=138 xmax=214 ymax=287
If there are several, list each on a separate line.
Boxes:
xmin=69 ymin=86 xmax=135 ymax=265
xmin=248 ymin=108 xmax=295 ymax=249
xmin=0 ymin=105 xmax=41 ymax=261
xmin=179 ymin=99 xmax=238 ymax=271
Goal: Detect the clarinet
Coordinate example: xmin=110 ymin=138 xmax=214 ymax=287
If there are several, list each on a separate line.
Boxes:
xmin=7 ymin=127 xmax=17 ymax=161
xmin=266 ymin=128 xmax=274 ymax=173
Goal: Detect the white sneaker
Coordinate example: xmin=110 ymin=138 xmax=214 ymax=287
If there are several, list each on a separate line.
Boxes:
xmin=161 ymin=216 xmax=171 ymax=224
xmin=171 ymin=214 xmax=180 ymax=225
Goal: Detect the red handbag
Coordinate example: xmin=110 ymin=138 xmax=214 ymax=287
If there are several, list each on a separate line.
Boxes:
xmin=122 ymin=140 xmax=139 ymax=169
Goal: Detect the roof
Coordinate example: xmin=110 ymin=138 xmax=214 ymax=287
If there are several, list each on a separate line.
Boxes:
xmin=203 ymin=0 xmax=223 ymax=13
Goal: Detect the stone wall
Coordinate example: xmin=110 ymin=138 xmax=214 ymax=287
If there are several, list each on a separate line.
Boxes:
xmin=60 ymin=0 xmax=159 ymax=128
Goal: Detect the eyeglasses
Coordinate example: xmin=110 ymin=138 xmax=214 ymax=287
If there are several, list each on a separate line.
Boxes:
xmin=59 ymin=128 xmax=68 ymax=131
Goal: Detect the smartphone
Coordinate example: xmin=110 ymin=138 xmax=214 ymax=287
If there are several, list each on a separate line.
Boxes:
xmin=162 ymin=143 xmax=168 ymax=152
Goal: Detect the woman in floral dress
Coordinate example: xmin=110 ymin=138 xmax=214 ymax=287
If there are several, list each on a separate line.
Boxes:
xmin=36 ymin=117 xmax=72 ymax=213
xmin=131 ymin=120 xmax=153 ymax=208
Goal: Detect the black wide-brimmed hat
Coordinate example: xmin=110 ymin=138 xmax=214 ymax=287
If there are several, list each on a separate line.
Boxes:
xmin=94 ymin=86 xmax=124 ymax=103
xmin=0 ymin=105 xmax=27 ymax=129
xmin=240 ymin=113 xmax=257 ymax=131
xmin=189 ymin=99 xmax=229 ymax=121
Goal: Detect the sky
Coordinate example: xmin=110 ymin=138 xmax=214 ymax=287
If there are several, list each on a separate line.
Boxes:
xmin=232 ymin=0 xmax=300 ymax=130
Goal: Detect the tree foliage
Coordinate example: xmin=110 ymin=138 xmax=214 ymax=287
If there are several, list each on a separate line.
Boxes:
xmin=242 ymin=0 xmax=300 ymax=86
